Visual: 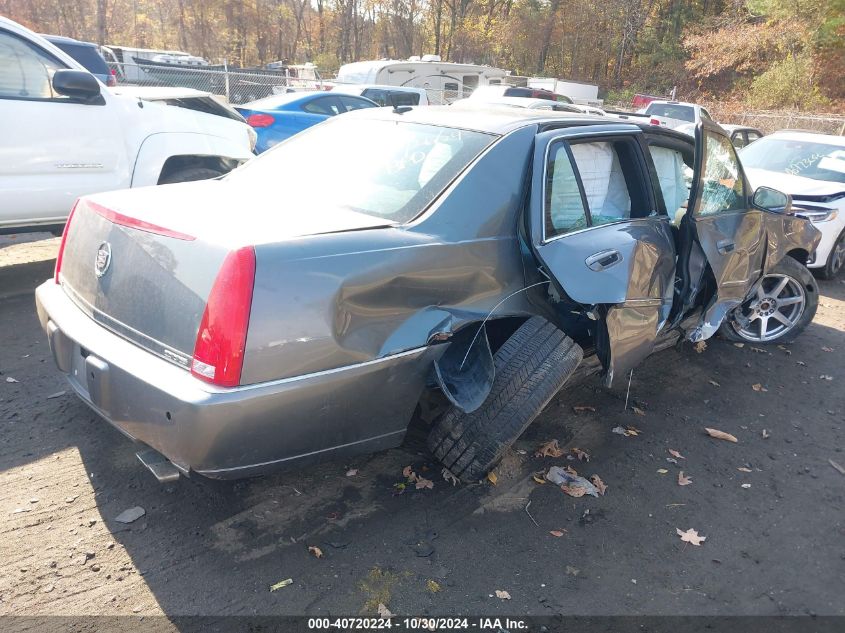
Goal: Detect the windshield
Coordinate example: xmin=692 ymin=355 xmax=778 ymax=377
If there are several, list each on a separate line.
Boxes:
xmin=646 ymin=104 xmax=694 ymax=122
xmin=740 ymin=137 xmax=845 ymax=184
xmin=225 ymin=118 xmax=496 ymax=223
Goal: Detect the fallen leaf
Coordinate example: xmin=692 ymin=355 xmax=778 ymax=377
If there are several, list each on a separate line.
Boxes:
xmin=573 ymin=405 xmax=596 ymax=413
xmin=733 ymin=342 xmax=745 ymax=348
xmin=625 ymin=427 xmax=641 ymax=436
xmin=402 ymin=465 xmax=414 ymax=479
xmin=822 ymin=346 xmax=834 ymax=352
xmin=377 ymin=604 xmax=394 ymax=618
xmin=426 ymin=579 xmax=441 ymax=593
xmin=676 ymin=527 xmax=706 ymax=546
xmin=751 ymin=383 xmax=768 ymax=392
xmin=737 ymin=467 xmax=753 ymax=473
xmin=494 ymin=590 xmax=511 ymax=600
xmin=657 ymin=468 xmax=669 ymax=474
xmin=571 ymin=448 xmax=590 ymax=462
xmin=708 ymin=379 xmax=720 ymax=387
xmin=705 ymin=427 xmax=738 ymax=443
xmin=532 ymin=472 xmax=547 ymax=485
xmin=677 ymin=471 xmax=693 ymax=486
xmin=549 ymin=530 xmax=567 ymax=538
xmin=761 ymin=429 xmax=771 ymax=439
xmin=561 ymin=484 xmax=587 ymax=497
xmin=632 ymin=406 xmax=646 ymax=416
xmin=487 ymin=471 xmax=498 ymax=485
xmin=5 ymin=377 xmax=19 ymax=383
xmin=442 ymin=468 xmax=459 ymax=486
xmin=565 ymin=565 xmax=580 ymax=576
xmin=415 ymin=476 xmax=434 ymax=490
xmin=828 ymin=459 xmax=845 ymax=476
xmin=308 ymin=546 xmax=323 ymax=559
xmin=693 ymin=341 xmax=707 ymax=353
xmin=741 ymin=483 xmax=751 ymax=489
xmin=777 ymin=344 xmax=791 ymax=355
xmin=535 ymin=439 xmax=564 ymax=458
xmin=270 ymin=578 xmax=293 ymax=591
xmin=749 ymin=346 xmax=768 ymax=354
xmin=345 ymin=469 xmax=358 ymax=477
xmin=796 ymin=360 xmax=806 ymax=366
xmin=590 ymin=474 xmax=608 ymax=495
xmin=668 ymin=449 xmax=685 ymax=460
xmin=820 ymin=375 xmax=833 ymax=381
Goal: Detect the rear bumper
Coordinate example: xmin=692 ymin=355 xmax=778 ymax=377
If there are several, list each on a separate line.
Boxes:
xmin=35 ymin=281 xmax=435 ymax=479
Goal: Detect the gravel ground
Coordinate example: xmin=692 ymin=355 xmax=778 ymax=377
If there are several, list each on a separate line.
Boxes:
xmin=1 ymin=237 xmax=843 ymax=618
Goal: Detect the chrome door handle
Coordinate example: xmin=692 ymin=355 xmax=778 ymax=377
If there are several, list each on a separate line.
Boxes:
xmin=586 ymin=249 xmax=622 ymax=271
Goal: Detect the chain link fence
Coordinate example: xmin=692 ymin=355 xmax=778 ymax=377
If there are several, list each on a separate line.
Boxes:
xmin=108 ymin=62 xmax=325 ymax=104
xmin=707 ymin=108 xmax=845 ymax=136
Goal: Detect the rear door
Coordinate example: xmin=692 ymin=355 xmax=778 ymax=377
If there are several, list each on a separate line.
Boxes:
xmin=674 ymin=119 xmax=765 ymax=339
xmin=527 ymin=126 xmax=677 ymax=386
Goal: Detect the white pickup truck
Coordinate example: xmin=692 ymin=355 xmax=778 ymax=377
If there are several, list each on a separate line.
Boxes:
xmin=0 ymin=17 xmax=256 ymax=233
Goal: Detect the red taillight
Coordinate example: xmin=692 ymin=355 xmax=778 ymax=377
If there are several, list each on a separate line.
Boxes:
xmin=191 ymin=247 xmax=256 ymax=387
xmin=107 ymin=71 xmax=117 ymax=87
xmin=246 ymin=113 xmax=275 ymax=128
xmin=54 ymin=200 xmax=79 ymax=284
xmin=650 ymin=118 xmax=661 ymax=126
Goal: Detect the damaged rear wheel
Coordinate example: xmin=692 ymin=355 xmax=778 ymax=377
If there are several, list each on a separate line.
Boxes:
xmin=721 ymin=256 xmax=818 ymax=344
xmin=427 ymin=317 xmax=583 ymax=483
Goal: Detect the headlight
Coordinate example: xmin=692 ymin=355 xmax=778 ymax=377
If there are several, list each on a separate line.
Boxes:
xmin=246 ymin=126 xmax=258 ymax=152
xmin=795 ymin=207 xmax=838 ymax=223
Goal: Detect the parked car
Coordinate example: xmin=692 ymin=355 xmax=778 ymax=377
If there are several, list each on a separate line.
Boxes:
xmin=236 ymin=91 xmax=378 ymax=153
xmin=740 ymin=131 xmax=845 ymax=278
xmin=626 ymin=100 xmax=714 ymax=130
xmin=0 ymin=17 xmax=256 ymax=233
xmin=41 ymin=34 xmax=116 ymax=86
xmin=468 ymin=84 xmax=573 ymax=103
xmin=452 ymin=96 xmax=582 ymax=112
xmin=677 ymin=122 xmax=763 ymax=149
xmin=36 ymin=109 xmax=819 ymax=485
xmin=330 ymin=83 xmax=429 ymax=106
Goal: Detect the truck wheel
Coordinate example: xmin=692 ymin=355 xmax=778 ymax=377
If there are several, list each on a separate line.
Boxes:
xmin=159 ymin=167 xmax=224 ymax=185
xmin=720 ymin=256 xmax=818 ymax=344
xmin=427 ymin=317 xmax=583 ymax=483
xmin=817 ymin=229 xmax=845 ymax=280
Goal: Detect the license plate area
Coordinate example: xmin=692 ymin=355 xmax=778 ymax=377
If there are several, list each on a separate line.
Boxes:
xmin=69 ymin=344 xmax=111 ymax=413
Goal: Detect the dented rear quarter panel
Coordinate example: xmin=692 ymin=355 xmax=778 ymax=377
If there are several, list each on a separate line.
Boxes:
xmin=241 ymin=125 xmax=538 ymax=385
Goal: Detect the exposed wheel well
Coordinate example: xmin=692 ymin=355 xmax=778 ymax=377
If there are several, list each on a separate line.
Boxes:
xmin=157 ymin=155 xmax=243 ymax=184
xmin=785 ymin=248 xmax=810 ymax=266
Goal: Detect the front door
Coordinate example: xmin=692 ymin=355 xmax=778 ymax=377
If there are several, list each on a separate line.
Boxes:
xmin=528 ymin=126 xmax=677 ymax=386
xmin=676 ymin=120 xmax=765 ymax=339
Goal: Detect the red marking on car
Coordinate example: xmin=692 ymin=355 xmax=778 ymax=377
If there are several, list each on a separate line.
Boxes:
xmin=54 ymin=199 xmax=80 ymax=283
xmin=87 ymin=200 xmax=196 ymax=241
xmin=191 ymin=246 xmax=256 ymax=387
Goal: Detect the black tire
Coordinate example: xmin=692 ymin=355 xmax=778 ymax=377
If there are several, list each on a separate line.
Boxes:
xmin=159 ymin=167 xmax=224 ymax=185
xmin=816 ymin=229 xmax=845 ymax=280
xmin=720 ymin=256 xmax=818 ymax=344
xmin=427 ymin=317 xmax=583 ymax=483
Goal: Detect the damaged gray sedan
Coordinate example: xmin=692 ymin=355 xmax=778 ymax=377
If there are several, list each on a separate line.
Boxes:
xmin=36 ymin=108 xmax=820 ymax=483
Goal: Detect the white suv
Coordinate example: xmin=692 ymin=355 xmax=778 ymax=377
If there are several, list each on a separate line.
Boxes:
xmin=0 ymin=17 xmax=256 ymax=232
xmin=741 ymin=131 xmax=845 ymax=279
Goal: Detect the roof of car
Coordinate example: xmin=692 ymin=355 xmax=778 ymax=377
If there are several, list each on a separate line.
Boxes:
xmin=767 ymin=130 xmax=845 ymax=145
xmin=42 ymin=34 xmax=98 ymax=47
xmin=719 ymin=124 xmax=762 ymax=133
xmin=331 ymin=83 xmax=427 ymax=93
xmin=343 ymin=104 xmax=676 ymax=137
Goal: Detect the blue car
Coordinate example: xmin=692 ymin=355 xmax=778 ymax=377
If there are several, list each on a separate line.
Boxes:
xmin=236 ymin=91 xmax=378 ymax=153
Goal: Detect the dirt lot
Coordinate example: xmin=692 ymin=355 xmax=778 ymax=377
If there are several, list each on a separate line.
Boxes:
xmin=1 ymin=236 xmax=844 ymax=618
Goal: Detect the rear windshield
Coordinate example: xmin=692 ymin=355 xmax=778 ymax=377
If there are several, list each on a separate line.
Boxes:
xmin=225 ymin=118 xmax=496 ymax=223
xmin=50 ymin=41 xmax=109 ymax=75
xmin=162 ymin=96 xmax=245 ymax=122
xmin=646 ymin=104 xmax=695 ymax=122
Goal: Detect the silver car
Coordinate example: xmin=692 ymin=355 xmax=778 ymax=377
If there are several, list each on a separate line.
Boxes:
xmin=36 ymin=109 xmax=820 ymax=483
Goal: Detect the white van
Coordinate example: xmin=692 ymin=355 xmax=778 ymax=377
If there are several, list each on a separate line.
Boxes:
xmin=335 ymin=56 xmax=508 ymax=104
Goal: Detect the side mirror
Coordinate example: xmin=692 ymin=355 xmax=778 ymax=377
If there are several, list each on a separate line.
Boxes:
xmin=752 ymin=186 xmax=792 ymax=214
xmin=52 ymin=70 xmax=101 ymax=102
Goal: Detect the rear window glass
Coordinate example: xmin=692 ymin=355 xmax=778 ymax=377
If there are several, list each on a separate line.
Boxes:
xmin=226 ymin=119 xmax=495 ymax=223
xmin=50 ymin=41 xmax=108 ymax=75
xmin=646 ymin=104 xmax=695 ymax=122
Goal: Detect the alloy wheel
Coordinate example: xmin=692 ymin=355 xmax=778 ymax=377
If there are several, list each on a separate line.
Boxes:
xmin=732 ymin=273 xmax=806 ymax=342
xmin=830 ymin=235 xmax=845 ymax=276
